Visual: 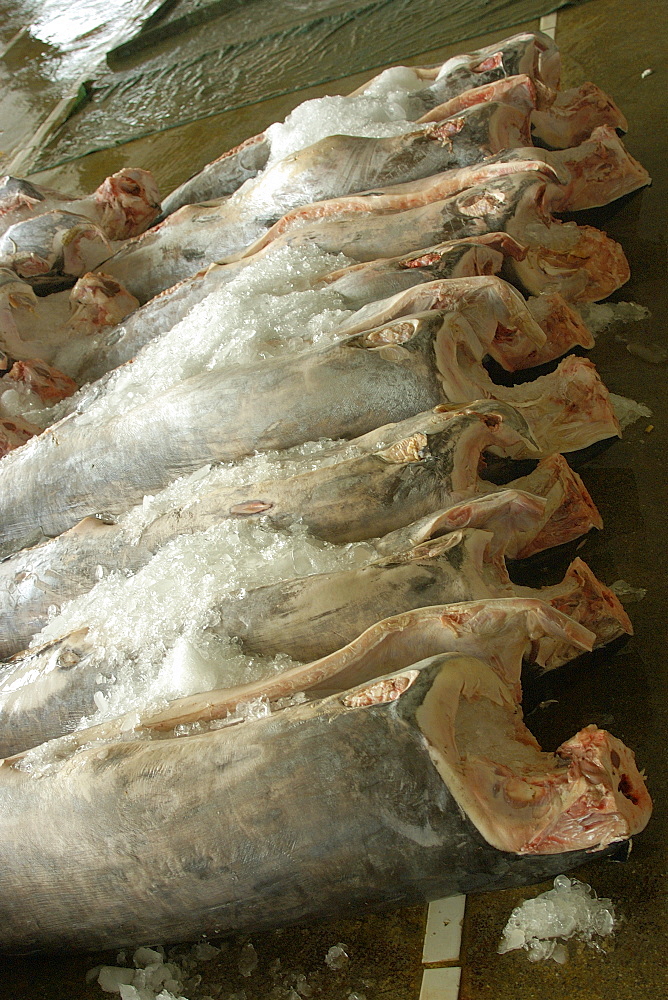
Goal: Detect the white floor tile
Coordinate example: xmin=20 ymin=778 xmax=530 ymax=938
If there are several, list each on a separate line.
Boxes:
xmin=419 ymin=965 xmax=462 ymax=1000
xmin=422 ymin=894 xmax=466 ymax=964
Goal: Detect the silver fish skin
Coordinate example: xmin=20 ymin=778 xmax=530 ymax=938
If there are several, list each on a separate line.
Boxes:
xmin=0 ymin=277 xmax=549 ymax=554
xmin=100 ymin=106 xmax=533 ymax=304
xmin=0 ymin=169 xmax=160 ymax=241
xmin=228 ymin=173 xmax=630 ymax=303
xmin=0 ymin=423 xmax=605 ymax=662
xmin=209 ymin=530 xmax=631 ymax=666
xmin=17 ymin=598 xmax=597 ymax=743
xmin=0 ymin=648 xmax=650 ymax=951
xmin=0 ymin=402 xmax=539 ymax=657
xmin=245 ymin=133 xmax=647 ymax=244
xmin=351 ymin=31 xmax=561 ymax=115
xmin=0 ymin=284 xmax=620 ymax=559
xmin=159 ymin=131 xmax=270 ymax=218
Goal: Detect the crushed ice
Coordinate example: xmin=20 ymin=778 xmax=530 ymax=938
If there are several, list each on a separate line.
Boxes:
xmin=609 ymin=580 xmax=647 ymax=603
xmin=609 ymin=392 xmax=652 ymax=430
xmin=498 ymin=875 xmax=619 ymax=963
xmin=29 ymin=245 xmax=355 ymax=430
xmin=264 ymin=86 xmax=425 ymax=167
xmin=577 ymin=300 xmax=650 ymax=338
xmin=29 ymin=518 xmax=377 ymax=724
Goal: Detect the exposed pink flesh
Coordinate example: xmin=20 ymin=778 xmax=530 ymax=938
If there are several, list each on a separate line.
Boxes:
xmin=547 ymin=126 xmax=651 ymax=211
xmin=416 ymin=75 xmax=542 ymax=123
xmin=531 ymin=81 xmax=629 ymax=148
xmin=0 ymin=414 xmax=40 ymax=456
xmin=503 ymin=454 xmax=603 ymax=558
xmin=1 ymin=358 xmax=78 ymax=406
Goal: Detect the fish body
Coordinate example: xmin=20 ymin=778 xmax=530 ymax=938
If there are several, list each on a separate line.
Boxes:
xmin=0 ymin=170 xmax=160 ymax=241
xmin=0 ymin=643 xmax=649 ymax=953
xmin=0 ymin=212 xmax=113 ymax=293
xmin=101 ymin=106 xmax=533 ymax=303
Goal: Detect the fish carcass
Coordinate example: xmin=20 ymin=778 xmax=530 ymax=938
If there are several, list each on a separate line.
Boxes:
xmin=0 ymin=600 xmax=651 ymax=953
xmin=0 ymin=26 xmax=653 ymax=952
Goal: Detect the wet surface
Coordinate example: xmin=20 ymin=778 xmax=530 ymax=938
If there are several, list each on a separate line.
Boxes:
xmin=6 ymin=0 xmax=581 ymax=172
xmin=0 ymin=0 xmax=667 ymax=997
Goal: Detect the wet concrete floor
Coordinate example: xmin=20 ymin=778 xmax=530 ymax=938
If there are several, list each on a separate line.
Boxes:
xmin=1 ymin=0 xmax=667 ymax=996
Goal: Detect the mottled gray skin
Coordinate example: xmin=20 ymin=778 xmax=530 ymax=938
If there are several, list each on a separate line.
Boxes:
xmin=0 ymin=404 xmax=536 ymax=657
xmin=100 ymin=107 xmax=530 ymax=304
xmin=159 ymin=132 xmax=270 ymax=218
xmin=0 ymin=653 xmax=619 ymax=955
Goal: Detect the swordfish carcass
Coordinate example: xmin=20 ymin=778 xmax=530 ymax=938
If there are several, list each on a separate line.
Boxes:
xmin=0 ymin=169 xmax=160 ymax=241
xmin=0 ymin=274 xmax=614 ymax=557
xmin=48 ymin=233 xmax=519 ymax=389
xmin=100 ymin=104 xmax=535 ymax=304
xmin=220 ymin=172 xmax=630 ymax=304
xmin=0 ymin=402 xmax=603 ymax=658
xmin=0 ymin=495 xmax=630 ymax=756
xmin=0 ymin=602 xmax=651 ymax=953
xmin=0 ymin=401 xmax=541 ymax=654
xmin=160 ymin=30 xmax=560 ymax=216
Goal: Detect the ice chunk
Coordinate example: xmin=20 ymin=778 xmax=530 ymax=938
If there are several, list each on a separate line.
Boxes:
xmin=625 ymin=341 xmax=668 ymax=364
xmin=609 ymin=392 xmax=652 ymax=430
xmin=237 ymin=942 xmax=258 ymax=977
xmin=610 ymin=579 xmax=647 ymax=603
xmin=577 ymin=300 xmax=650 ymax=338
xmin=498 ymin=876 xmax=619 ymax=963
xmin=325 ymin=944 xmax=350 ymax=970
xmin=98 ymin=967 xmax=136 ymax=992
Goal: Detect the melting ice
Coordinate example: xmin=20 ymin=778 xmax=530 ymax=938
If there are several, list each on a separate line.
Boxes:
xmin=498 ymin=875 xmax=619 ymax=963
xmin=33 ymin=517 xmax=378 ymax=724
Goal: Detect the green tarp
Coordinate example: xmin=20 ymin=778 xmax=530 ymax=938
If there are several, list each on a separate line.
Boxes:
xmin=30 ymin=0 xmax=588 ymax=173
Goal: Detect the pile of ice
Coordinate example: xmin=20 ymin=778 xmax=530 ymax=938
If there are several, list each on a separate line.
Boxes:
xmin=264 ymin=66 xmax=428 ymax=167
xmin=577 ymin=300 xmax=650 ymax=338
xmin=27 ymin=244 xmax=355 ymax=430
xmin=31 ymin=518 xmax=377 ymax=725
xmin=498 ymin=876 xmax=619 ymax=963
xmin=92 ymin=943 xmax=218 ymax=1000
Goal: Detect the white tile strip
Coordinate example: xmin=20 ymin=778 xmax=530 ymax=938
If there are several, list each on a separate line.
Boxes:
xmin=422 ymin=894 xmax=466 ymax=965
xmin=539 ymin=12 xmax=558 ymax=39
xmin=419 ymin=965 xmax=462 ymax=1000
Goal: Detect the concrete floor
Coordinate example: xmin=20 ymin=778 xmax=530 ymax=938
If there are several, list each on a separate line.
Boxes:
xmin=1 ymin=0 xmax=667 ymax=996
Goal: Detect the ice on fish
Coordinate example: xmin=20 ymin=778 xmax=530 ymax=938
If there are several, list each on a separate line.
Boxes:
xmin=498 ymin=875 xmax=619 ymax=963
xmin=32 ymin=518 xmax=378 ymax=725
xmin=264 ymin=92 xmax=422 ymax=168
xmin=609 ymin=392 xmax=652 ymax=429
xmin=33 ymin=245 xmax=354 ymax=430
xmin=577 ymin=300 xmax=650 ymax=337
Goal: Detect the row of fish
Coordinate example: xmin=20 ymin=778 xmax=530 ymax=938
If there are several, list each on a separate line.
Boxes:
xmin=0 ymin=29 xmax=653 ymax=953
